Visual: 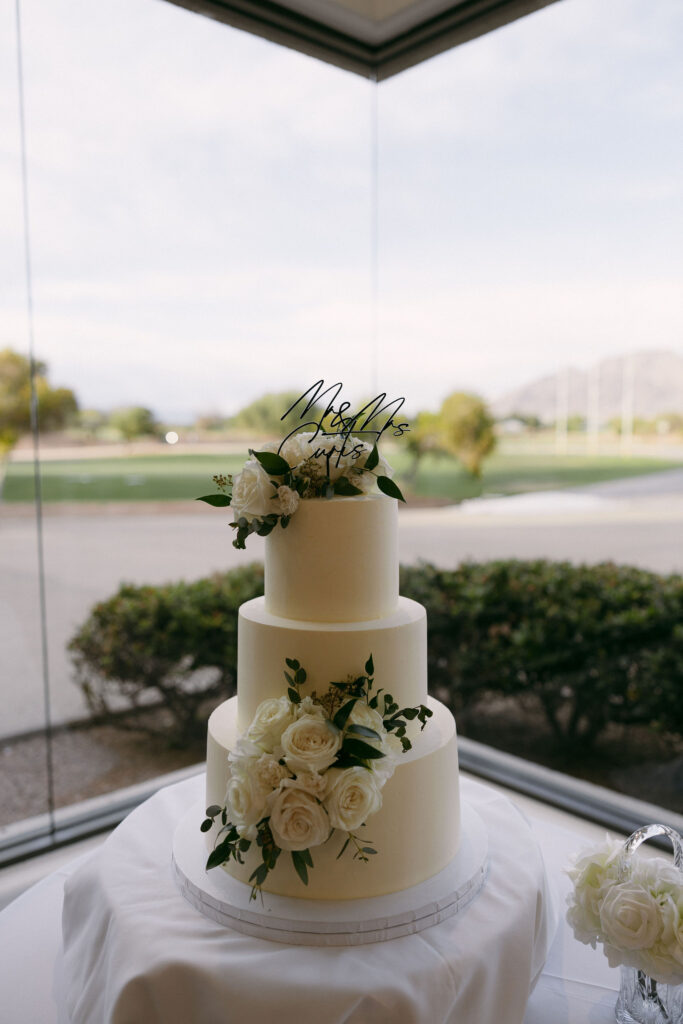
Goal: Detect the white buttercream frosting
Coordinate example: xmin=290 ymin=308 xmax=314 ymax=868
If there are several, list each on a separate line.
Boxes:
xmin=265 ymin=495 xmax=398 ymax=623
xmin=236 ymin=597 xmax=428 ymax=731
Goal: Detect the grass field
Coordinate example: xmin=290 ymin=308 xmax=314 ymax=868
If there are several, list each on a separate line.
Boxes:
xmin=3 ymin=448 xmax=682 ymax=504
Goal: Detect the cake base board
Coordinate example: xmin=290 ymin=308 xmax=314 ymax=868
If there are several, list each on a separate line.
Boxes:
xmin=172 ymin=800 xmax=488 ymax=945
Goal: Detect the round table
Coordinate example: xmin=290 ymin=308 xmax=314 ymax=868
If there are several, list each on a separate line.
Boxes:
xmin=55 ymin=774 xmax=557 ymax=1024
xmin=0 ymin=774 xmax=628 ymax=1024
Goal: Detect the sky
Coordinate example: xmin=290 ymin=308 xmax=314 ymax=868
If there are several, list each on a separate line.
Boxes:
xmin=2 ymin=0 xmax=682 ymax=421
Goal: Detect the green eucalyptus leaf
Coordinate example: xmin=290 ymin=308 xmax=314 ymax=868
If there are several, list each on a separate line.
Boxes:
xmin=364 ymin=444 xmax=379 ymax=471
xmin=377 ymin=475 xmax=406 ymax=502
xmin=291 ymin=850 xmax=309 ymax=886
xmin=346 ymin=724 xmax=381 ymax=741
xmin=342 ymin=737 xmax=386 ymax=760
xmin=365 ymin=654 xmax=374 ymax=676
xmin=206 ymin=804 xmax=223 ymax=817
xmin=253 ymin=450 xmax=290 ymax=476
xmin=206 ymin=841 xmax=234 ymax=870
xmin=333 ymin=477 xmax=364 ymax=497
xmin=333 ymin=698 xmax=357 ymax=732
xmin=196 ymin=494 xmax=231 ymax=507
xmin=288 ymin=687 xmax=302 ymax=703
xmin=336 ymin=836 xmax=351 ymax=860
xmin=200 ymin=819 xmax=213 ymax=833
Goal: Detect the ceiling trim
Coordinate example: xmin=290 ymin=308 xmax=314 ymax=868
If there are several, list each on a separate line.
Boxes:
xmin=164 ymin=0 xmax=561 ymax=80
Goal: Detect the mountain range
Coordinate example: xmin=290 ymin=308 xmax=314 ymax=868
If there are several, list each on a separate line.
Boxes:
xmin=492 ymin=350 xmax=683 ymax=423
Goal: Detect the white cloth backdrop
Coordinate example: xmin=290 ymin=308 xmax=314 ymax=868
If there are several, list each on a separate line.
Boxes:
xmin=0 ymin=774 xmax=623 ymax=1024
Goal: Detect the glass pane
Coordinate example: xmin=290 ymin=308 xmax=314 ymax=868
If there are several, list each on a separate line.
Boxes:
xmin=1 ymin=0 xmax=374 ymax=829
xmin=380 ymin=0 xmax=683 ymax=811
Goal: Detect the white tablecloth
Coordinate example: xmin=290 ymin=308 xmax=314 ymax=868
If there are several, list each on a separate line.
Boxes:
xmin=0 ymin=775 xmax=623 ymax=1024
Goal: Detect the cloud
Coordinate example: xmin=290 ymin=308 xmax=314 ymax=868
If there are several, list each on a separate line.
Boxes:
xmin=1 ymin=0 xmax=682 ymax=422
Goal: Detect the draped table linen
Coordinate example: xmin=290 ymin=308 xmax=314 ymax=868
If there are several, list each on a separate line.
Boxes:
xmin=57 ymin=774 xmax=557 ymax=1024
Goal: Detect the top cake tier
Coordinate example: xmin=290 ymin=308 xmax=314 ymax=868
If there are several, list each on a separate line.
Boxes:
xmin=264 ymin=494 xmax=399 ymax=623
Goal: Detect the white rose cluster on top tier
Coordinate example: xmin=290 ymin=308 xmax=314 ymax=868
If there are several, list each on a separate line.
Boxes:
xmin=566 ymin=838 xmax=683 ymax=984
xmin=214 ymin=431 xmax=401 ymax=551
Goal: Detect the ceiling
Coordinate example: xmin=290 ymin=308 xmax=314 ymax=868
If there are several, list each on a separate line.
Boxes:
xmin=164 ymin=0 xmax=561 ymax=79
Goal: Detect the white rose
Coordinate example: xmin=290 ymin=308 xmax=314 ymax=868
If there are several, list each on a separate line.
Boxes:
xmin=635 ymin=943 xmax=683 ymax=986
xmin=268 ymin=787 xmax=330 ymax=851
xmin=660 ymin=891 xmax=683 ymax=971
xmin=225 ymin=772 xmax=268 ymax=829
xmin=599 ymin=882 xmax=662 ymax=951
xmin=275 ymin=485 xmax=300 ymax=517
xmin=252 ymin=753 xmax=290 ymax=791
xmin=294 ymin=696 xmax=326 ymax=719
xmin=372 ymin=734 xmax=401 ymax=786
xmin=347 ymin=702 xmax=399 ymax=784
xmin=348 ymin=701 xmax=385 ymax=735
xmin=280 ymin=770 xmax=330 ymax=800
xmin=229 ymin=736 xmax=263 ymax=765
xmin=231 ymin=460 xmax=277 ymax=522
xmin=279 ymin=431 xmax=318 ymax=468
xmin=247 ymin=696 xmax=296 ymax=749
xmin=280 ymin=714 xmax=341 ymax=773
xmin=323 ymin=435 xmax=367 ymax=481
xmin=566 ymin=839 xmax=624 ymax=938
xmin=633 ymin=857 xmax=683 ymax=896
xmin=324 ymin=766 xmax=383 ymax=832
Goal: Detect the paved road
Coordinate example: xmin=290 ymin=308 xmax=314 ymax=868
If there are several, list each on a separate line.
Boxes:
xmin=1 ymin=469 xmax=681 ymax=738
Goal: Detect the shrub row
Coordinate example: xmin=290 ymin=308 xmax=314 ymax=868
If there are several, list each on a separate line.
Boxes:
xmin=68 ymin=564 xmax=264 ymax=745
xmin=68 ymin=560 xmax=683 ymax=750
xmin=400 ymin=560 xmax=683 ymax=748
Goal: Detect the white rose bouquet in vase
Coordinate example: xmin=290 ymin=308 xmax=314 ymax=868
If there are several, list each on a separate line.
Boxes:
xmin=566 ymin=824 xmax=683 ymax=1024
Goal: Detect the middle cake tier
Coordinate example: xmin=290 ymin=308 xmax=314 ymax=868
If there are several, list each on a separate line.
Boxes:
xmin=236 ymin=596 xmax=428 ymax=732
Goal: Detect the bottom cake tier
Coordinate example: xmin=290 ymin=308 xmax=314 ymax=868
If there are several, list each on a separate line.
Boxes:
xmin=206 ymin=696 xmax=461 ymax=901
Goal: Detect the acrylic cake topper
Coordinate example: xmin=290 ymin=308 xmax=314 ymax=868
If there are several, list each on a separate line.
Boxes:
xmin=197 ymin=381 xmax=410 ymax=549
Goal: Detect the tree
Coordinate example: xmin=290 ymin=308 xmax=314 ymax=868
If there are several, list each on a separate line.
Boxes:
xmin=439 ymin=391 xmax=496 ymax=478
xmin=77 ymin=408 xmax=108 ymax=440
xmin=0 ymin=347 xmax=78 ymax=456
xmin=109 ymin=406 xmax=158 ymax=442
xmin=229 ymin=390 xmax=326 ymax=438
xmin=402 ymin=410 xmax=445 ymax=484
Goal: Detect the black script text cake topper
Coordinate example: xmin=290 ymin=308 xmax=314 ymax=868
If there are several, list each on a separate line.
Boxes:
xmin=197 ymin=379 xmax=408 ymax=548
xmin=278 ymin=380 xmax=410 ymax=474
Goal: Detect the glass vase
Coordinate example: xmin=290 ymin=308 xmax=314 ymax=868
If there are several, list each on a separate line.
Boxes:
xmin=614 ymin=823 xmax=683 ymax=1024
xmin=616 ymin=966 xmax=683 ymax=1024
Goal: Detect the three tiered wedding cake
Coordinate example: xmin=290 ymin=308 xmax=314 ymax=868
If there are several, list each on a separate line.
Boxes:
xmin=201 ymin=418 xmax=461 ymax=902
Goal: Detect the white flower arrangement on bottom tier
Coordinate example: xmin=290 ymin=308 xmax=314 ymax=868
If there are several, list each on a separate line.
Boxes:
xmin=566 ymin=838 xmax=683 ymax=985
xmin=202 ymin=655 xmax=432 ymax=896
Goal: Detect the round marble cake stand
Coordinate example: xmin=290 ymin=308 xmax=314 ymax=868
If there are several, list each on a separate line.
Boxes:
xmin=172 ymin=800 xmax=488 ymax=945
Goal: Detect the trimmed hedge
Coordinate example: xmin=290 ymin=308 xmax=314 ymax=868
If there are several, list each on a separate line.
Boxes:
xmin=68 ymin=564 xmax=264 ymax=745
xmin=400 ymin=560 xmax=683 ymax=748
xmin=69 ymin=559 xmax=683 ymax=750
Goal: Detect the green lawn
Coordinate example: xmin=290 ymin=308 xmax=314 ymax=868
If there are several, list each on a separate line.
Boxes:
xmin=3 ymin=449 xmax=682 ymax=504
xmin=394 ymin=450 xmax=683 ymax=502
xmin=2 ymin=454 xmax=247 ymax=503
